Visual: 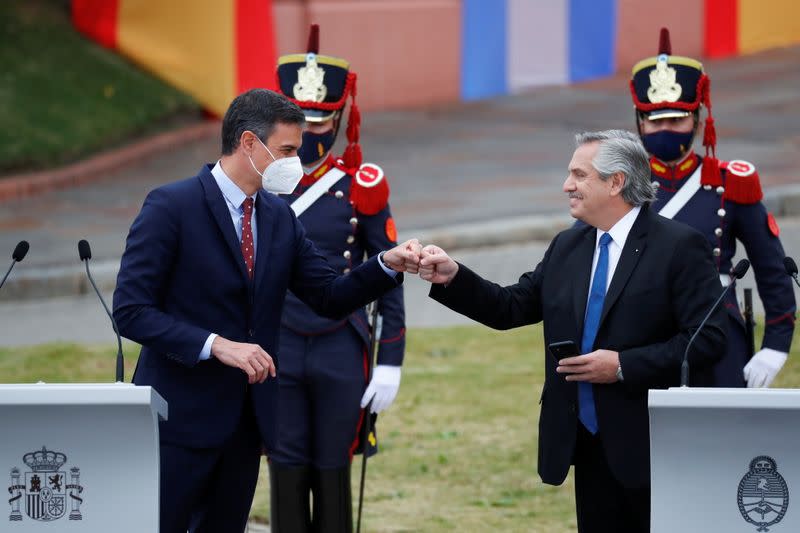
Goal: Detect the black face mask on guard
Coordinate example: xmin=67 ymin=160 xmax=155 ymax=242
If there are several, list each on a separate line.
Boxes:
xmin=298 ymin=129 xmax=337 ymax=165
xmin=642 ymin=129 xmax=695 ymax=163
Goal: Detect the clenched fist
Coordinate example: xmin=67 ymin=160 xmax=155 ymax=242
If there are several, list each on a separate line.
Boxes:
xmin=382 ymin=238 xmax=423 ymax=274
xmin=419 ymin=244 xmax=459 ymax=285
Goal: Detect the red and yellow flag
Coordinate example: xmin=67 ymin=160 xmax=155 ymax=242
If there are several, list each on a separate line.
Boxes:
xmin=72 ymin=0 xmax=276 ymax=116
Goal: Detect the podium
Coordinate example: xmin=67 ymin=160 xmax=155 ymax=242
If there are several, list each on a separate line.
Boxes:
xmin=649 ymin=388 xmax=800 ymax=532
xmin=1 ymin=383 xmax=167 ymax=531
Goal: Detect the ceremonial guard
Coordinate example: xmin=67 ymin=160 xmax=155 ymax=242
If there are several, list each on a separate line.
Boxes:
xmin=269 ymin=25 xmax=406 ymax=532
xmin=630 ymin=28 xmax=795 ymax=387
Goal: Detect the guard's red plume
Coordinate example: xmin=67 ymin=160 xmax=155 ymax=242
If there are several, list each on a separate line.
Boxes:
xmin=658 ymin=27 xmax=672 ymax=55
xmin=699 ymin=75 xmax=722 ymax=186
xmin=306 ymin=24 xmax=319 ymax=54
xmin=342 ymin=73 xmax=362 ymax=170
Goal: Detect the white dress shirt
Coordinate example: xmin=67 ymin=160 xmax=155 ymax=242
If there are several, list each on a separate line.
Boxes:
xmin=198 ymin=161 xmax=259 ymax=361
xmin=211 ymin=160 xmax=258 ymax=255
xmin=588 ymin=206 xmax=641 ymax=293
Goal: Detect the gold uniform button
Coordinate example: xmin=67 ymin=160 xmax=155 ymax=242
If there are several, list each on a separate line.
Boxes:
xmin=350 ymin=217 xmax=358 ymax=226
xmin=343 ymin=250 xmax=352 ymax=259
xmin=346 ymin=235 xmax=355 ymax=244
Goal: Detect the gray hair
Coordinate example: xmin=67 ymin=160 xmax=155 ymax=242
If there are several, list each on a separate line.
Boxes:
xmin=574 ymin=129 xmax=655 ymax=206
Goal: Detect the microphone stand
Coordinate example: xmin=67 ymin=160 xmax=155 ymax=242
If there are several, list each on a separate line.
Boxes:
xmin=82 ymin=258 xmax=125 ymax=383
xmin=681 ymin=259 xmax=750 ymax=387
xmin=0 ymin=259 xmax=18 ymax=290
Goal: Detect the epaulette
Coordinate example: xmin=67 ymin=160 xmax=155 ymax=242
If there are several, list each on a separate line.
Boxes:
xmin=721 ymin=160 xmax=763 ymax=204
xmin=346 ymin=162 xmax=390 ymax=215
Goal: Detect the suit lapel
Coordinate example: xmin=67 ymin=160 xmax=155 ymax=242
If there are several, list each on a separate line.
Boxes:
xmin=599 ymin=207 xmax=650 ymax=325
xmin=200 ymin=168 xmax=249 ymax=281
xmin=253 ymin=192 xmax=274 ymax=299
xmin=571 ymin=227 xmax=597 ymax=335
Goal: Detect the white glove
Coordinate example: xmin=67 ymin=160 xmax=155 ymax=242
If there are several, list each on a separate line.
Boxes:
xmin=360 ymin=365 xmax=401 ymax=414
xmin=743 ymin=348 xmax=787 ymax=388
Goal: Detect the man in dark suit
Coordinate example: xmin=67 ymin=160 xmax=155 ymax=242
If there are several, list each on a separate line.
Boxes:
xmin=112 ymin=89 xmax=421 ymax=533
xmin=418 ymin=130 xmax=726 ymax=533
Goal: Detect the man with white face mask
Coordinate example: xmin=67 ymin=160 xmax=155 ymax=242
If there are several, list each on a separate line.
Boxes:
xmin=248 ymin=134 xmax=305 ymax=195
xmin=112 ymin=88 xmax=422 ymax=533
xmin=268 ymin=25 xmax=407 ymax=533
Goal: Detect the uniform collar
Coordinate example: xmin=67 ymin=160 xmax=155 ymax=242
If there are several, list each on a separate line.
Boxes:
xmin=300 ymin=153 xmax=338 ymax=186
xmin=650 ymin=152 xmax=699 ymax=181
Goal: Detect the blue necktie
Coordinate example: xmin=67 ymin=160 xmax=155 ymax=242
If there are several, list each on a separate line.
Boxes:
xmin=579 ymin=232 xmax=613 ymax=434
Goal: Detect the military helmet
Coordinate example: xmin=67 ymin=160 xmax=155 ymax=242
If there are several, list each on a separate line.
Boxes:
xmin=630 ymin=28 xmax=708 ymax=120
xmin=276 ymin=24 xmax=363 ymax=169
xmin=630 ymin=28 xmax=722 ymax=184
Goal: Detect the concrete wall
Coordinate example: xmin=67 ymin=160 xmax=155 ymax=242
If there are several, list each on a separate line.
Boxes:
xmin=616 ymin=0 xmax=703 ymax=73
xmin=273 ymin=0 xmax=461 ymax=111
xmin=73 ymin=0 xmax=800 ymax=115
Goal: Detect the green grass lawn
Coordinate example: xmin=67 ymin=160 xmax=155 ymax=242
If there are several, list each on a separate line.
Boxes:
xmin=0 ymin=0 xmax=200 ymax=173
xmin=2 ymin=324 xmax=799 ymax=532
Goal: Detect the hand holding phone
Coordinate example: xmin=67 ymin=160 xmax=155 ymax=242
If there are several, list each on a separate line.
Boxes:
xmin=548 ymin=340 xmax=579 ymax=363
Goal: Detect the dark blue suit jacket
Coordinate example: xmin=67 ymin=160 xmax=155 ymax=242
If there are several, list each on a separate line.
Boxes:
xmin=112 ymin=164 xmax=401 ymax=450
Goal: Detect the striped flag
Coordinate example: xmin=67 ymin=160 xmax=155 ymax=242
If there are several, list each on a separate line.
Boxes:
xmin=72 ymin=0 xmax=277 ymax=116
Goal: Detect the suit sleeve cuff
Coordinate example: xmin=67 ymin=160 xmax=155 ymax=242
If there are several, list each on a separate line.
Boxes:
xmin=378 ymin=251 xmax=399 ymax=278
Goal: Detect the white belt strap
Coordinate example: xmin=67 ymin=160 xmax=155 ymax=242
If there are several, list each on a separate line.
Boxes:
xmin=657 ymin=163 xmax=703 ymax=220
xmin=291 ymin=167 xmax=347 ymax=217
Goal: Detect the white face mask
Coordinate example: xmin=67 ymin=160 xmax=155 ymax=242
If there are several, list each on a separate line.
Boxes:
xmin=248 ymin=136 xmax=303 ymax=194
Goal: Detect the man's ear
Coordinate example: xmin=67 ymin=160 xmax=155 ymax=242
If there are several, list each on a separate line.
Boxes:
xmin=610 ymin=172 xmax=626 ymax=196
xmin=240 ymin=131 xmax=257 ymax=154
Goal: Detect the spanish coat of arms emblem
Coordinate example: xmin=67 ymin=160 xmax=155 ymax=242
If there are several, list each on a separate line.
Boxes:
xmin=8 ymin=446 xmax=84 ymax=522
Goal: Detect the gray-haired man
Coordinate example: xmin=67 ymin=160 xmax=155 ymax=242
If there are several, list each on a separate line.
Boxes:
xmin=418 ymin=130 xmax=726 ymax=532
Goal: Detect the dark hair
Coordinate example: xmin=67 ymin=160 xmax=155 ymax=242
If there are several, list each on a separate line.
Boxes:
xmin=221 ymin=89 xmax=305 ymax=155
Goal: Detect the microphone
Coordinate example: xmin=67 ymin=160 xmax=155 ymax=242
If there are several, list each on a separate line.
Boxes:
xmin=784 ymin=256 xmax=800 ymax=289
xmin=0 ymin=241 xmax=30 ymax=291
xmin=680 ymin=259 xmax=750 ymax=387
xmin=78 ymin=239 xmax=91 ymax=261
xmin=78 ymin=239 xmax=125 ymax=382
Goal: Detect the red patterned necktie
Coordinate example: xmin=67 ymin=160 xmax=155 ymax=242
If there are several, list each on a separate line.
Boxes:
xmin=241 ymin=197 xmax=255 ymax=278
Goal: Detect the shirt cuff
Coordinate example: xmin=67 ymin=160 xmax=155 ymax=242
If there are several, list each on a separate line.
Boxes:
xmin=199 ymin=333 xmax=218 ymax=361
xmin=378 ymin=251 xmax=398 ymax=278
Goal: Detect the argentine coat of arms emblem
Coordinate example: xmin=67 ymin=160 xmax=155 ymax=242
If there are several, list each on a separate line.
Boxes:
xmin=737 ymin=455 xmax=789 ymax=532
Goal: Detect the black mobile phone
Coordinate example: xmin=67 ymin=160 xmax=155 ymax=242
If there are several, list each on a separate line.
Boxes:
xmin=548 ymin=340 xmax=579 ymax=362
